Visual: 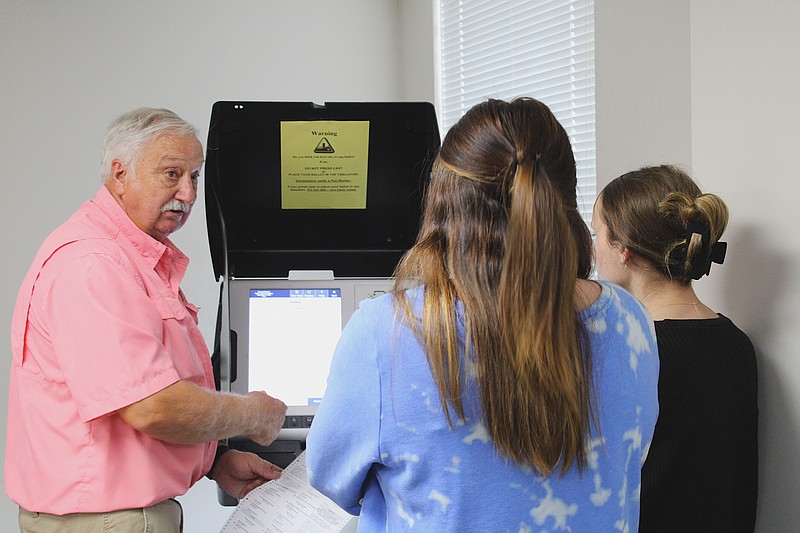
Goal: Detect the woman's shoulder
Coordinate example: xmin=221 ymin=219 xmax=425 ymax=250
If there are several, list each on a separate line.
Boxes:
xmin=580 ymin=280 xmax=650 ymax=321
xmin=657 ymin=313 xmax=756 ymax=351
xmin=574 ymin=278 xmax=601 ymax=311
xmin=582 ymin=281 xmax=658 ymax=363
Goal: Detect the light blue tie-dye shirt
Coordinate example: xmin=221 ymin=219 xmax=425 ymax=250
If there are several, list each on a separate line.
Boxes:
xmin=307 ymin=281 xmax=658 ymax=533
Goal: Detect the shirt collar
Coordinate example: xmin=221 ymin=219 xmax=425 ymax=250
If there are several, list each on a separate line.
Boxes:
xmin=91 ymin=186 xmax=189 ymax=272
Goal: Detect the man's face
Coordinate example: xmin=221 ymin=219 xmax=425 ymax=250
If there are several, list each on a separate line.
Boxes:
xmin=110 ymin=133 xmax=204 ymax=242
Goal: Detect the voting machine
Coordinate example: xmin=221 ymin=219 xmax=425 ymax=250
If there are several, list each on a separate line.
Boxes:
xmin=205 ymin=101 xmax=440 ymax=504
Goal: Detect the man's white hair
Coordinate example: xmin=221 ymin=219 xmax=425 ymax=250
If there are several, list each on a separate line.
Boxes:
xmin=100 ymin=107 xmax=198 ymax=183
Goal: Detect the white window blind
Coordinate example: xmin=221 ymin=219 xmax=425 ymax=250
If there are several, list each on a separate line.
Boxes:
xmin=436 ymin=0 xmax=596 ymax=222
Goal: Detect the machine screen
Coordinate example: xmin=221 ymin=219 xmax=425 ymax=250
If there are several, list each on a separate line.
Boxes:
xmin=247 ymin=288 xmax=342 ymax=406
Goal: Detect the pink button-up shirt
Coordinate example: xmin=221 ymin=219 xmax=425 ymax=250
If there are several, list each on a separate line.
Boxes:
xmin=5 ymin=186 xmax=216 ymax=514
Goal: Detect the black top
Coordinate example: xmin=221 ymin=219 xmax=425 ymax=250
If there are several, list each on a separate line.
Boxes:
xmin=640 ymin=315 xmax=758 ymax=532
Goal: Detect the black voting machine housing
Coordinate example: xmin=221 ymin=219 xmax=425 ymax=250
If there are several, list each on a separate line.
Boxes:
xmin=205 ymin=101 xmax=440 ymax=504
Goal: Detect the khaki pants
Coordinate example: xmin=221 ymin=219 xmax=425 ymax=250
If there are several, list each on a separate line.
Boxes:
xmin=19 ymin=499 xmax=183 ymax=533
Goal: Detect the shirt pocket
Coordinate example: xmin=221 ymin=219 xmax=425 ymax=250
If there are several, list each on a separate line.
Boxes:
xmin=152 ymin=295 xmax=187 ymax=321
xmin=150 ymin=295 xmax=207 ymax=382
xmin=183 ymin=301 xmax=200 ymax=325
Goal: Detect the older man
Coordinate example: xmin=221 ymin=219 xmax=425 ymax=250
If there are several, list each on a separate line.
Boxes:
xmin=6 ymin=108 xmax=287 ymax=532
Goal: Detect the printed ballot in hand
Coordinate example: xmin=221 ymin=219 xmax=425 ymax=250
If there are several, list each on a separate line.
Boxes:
xmin=220 ymin=451 xmax=356 ymax=533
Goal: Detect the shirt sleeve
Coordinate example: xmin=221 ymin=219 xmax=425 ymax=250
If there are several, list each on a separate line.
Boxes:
xmin=34 ymin=248 xmax=181 ymax=421
xmin=634 ymin=303 xmax=660 ymax=462
xmin=306 ymin=301 xmax=384 ymax=516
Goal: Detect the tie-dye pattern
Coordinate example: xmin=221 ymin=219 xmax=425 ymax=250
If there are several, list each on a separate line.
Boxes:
xmin=307 ymin=282 xmax=658 ymax=532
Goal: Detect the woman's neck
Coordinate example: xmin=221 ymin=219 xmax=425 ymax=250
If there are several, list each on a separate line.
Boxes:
xmin=626 ymin=277 xmax=717 ymax=321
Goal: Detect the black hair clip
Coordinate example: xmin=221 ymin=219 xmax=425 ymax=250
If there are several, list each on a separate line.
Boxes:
xmin=710 ymin=240 xmax=727 ymax=265
xmin=685 ymin=222 xmax=727 ymax=280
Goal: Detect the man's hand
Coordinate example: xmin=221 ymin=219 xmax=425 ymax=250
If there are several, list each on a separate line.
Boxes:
xmin=244 ymin=391 xmax=287 ymax=446
xmin=210 ymin=449 xmax=283 ymax=500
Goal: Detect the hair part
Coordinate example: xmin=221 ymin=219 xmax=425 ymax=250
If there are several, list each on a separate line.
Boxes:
xmin=100 ymin=107 xmax=198 ymax=183
xmin=599 ymin=164 xmax=729 ymax=283
xmin=394 ymin=97 xmax=594 ymax=475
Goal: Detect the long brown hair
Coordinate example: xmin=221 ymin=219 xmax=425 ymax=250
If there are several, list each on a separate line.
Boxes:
xmin=599 ymin=165 xmax=729 ymax=284
xmin=394 ymin=98 xmax=594 ymax=475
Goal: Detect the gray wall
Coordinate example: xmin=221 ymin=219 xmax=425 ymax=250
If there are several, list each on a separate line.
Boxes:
xmin=1 ymin=1 xmax=798 ymax=531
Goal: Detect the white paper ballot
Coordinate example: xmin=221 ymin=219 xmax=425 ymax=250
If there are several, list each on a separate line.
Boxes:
xmin=220 ymin=451 xmax=355 ymax=533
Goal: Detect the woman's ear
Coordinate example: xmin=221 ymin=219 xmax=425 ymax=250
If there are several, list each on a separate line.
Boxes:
xmin=618 ymin=245 xmax=632 ymax=268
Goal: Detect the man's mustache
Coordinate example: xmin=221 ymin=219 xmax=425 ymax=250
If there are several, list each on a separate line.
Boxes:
xmin=161 ymin=199 xmax=191 ymax=213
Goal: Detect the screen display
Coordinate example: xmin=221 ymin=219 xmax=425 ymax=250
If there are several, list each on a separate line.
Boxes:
xmin=248 ymin=288 xmax=342 ymax=406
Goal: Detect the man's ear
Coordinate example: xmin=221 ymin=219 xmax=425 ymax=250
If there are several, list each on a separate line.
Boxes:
xmin=109 ymin=160 xmax=129 ymax=195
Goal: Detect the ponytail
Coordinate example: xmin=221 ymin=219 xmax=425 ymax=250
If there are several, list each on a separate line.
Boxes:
xmin=487 ymin=158 xmax=591 ymax=474
xmin=394 ymin=98 xmax=594 ymax=475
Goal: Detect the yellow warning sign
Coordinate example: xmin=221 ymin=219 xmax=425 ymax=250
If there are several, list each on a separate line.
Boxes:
xmin=280 ymin=121 xmax=370 ymax=209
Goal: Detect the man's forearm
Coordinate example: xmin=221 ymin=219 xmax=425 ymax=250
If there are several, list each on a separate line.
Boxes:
xmin=117 ymin=380 xmax=281 ymax=444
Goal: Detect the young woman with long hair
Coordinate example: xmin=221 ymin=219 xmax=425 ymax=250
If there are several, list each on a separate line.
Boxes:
xmin=307 ymin=98 xmax=659 ymax=532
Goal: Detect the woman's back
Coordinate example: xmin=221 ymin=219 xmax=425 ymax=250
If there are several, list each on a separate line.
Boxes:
xmin=307 ymin=281 xmax=658 ymax=532
xmin=593 ymin=164 xmax=759 ymax=531
xmin=641 ymin=316 xmax=757 ymax=532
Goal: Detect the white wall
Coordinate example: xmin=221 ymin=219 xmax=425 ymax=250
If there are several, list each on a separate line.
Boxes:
xmin=596 ymin=2 xmax=800 ymax=531
xmin=595 ymin=1 xmax=693 ymax=179
xmin=0 ymin=1 xmax=423 ymax=530
xmin=690 ymin=2 xmax=800 ymax=530
xmin=2 ymin=1 xmax=798 ymax=532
